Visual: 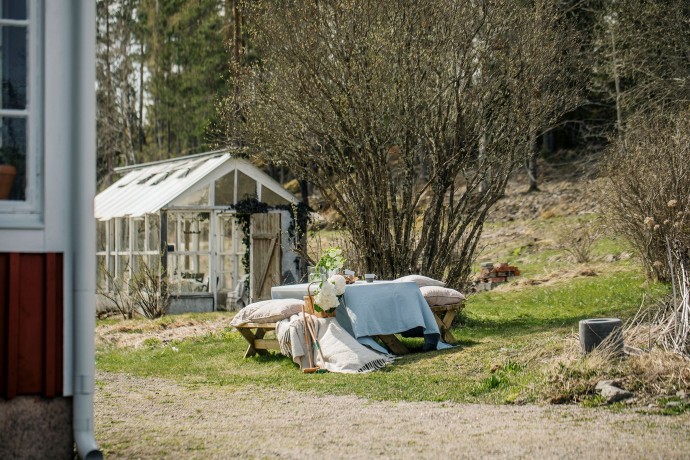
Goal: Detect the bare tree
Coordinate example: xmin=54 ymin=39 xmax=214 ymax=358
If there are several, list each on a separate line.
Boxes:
xmin=97 ymin=0 xmax=140 ymax=188
xmin=229 ymin=0 xmax=580 ymax=285
xmin=592 ymin=0 xmax=690 ymax=141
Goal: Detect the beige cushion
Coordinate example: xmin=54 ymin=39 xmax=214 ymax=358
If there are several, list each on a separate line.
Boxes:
xmin=420 ymin=286 xmax=465 ymax=306
xmin=395 ymin=274 xmax=445 ymax=288
xmin=230 ymin=299 xmax=305 ymax=326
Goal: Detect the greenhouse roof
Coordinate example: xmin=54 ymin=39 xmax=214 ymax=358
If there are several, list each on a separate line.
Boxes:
xmin=94 ymin=150 xmax=297 ymax=220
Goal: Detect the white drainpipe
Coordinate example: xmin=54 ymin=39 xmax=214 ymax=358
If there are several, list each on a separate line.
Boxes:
xmin=70 ymin=2 xmax=102 ymax=459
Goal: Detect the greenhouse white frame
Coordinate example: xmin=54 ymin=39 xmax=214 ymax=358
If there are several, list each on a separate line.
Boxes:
xmin=94 ymin=150 xmax=300 ymax=314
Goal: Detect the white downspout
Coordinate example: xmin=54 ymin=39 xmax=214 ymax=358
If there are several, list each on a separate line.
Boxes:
xmin=71 ymin=2 xmax=102 ymax=459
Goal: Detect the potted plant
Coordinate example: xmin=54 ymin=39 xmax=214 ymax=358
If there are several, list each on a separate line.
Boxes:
xmin=0 ymin=146 xmax=20 ymax=200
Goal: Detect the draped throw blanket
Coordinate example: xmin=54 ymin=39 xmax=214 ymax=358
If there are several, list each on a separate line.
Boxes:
xmin=276 ymin=313 xmax=393 ymax=373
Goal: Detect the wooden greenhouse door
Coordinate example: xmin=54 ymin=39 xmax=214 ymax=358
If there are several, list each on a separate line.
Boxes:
xmin=250 ymin=213 xmax=281 ymax=302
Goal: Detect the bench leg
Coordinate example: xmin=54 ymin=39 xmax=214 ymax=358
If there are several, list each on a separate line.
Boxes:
xmin=434 ymin=310 xmax=458 ymax=345
xmin=237 ymin=328 xmax=269 ymax=358
xmin=377 ymin=334 xmax=409 ymax=355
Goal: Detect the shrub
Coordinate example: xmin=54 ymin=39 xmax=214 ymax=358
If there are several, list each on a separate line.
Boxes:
xmin=555 ymin=217 xmax=601 ymax=263
xmin=601 ymin=110 xmax=690 ymax=282
xmin=98 ymin=257 xmax=169 ymax=320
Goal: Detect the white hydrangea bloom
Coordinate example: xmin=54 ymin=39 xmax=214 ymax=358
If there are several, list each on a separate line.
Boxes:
xmin=329 ymin=274 xmax=346 ymax=295
xmin=315 ymin=278 xmax=338 ymax=312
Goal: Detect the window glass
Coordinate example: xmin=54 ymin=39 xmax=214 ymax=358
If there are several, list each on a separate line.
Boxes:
xmin=0 ymin=117 xmax=26 ymax=200
xmin=1 ymin=26 xmax=27 ymax=109
xmin=148 ymin=254 xmax=158 ymax=271
xmin=236 ymin=171 xmax=257 ymax=201
xmin=178 ymin=213 xmax=209 ymax=252
xmin=174 ymin=185 xmax=209 ymax=206
xmin=107 ymin=220 xmax=115 ymax=251
xmin=220 ymin=217 xmax=233 ymax=252
xmin=133 ymin=218 xmax=145 ymax=252
xmin=96 ymin=255 xmax=107 ymax=290
xmin=214 ymin=171 xmax=235 ymax=205
xmin=236 ymin=224 xmax=247 ymax=255
xmin=1 ymin=1 xmax=27 ymax=20
xmin=197 ymin=213 xmax=210 ymax=251
xmin=168 ymin=254 xmax=209 ymax=293
xmin=167 ymin=214 xmax=177 ymax=251
xmin=261 ymin=185 xmax=289 ymax=206
xmin=117 ymin=255 xmax=129 ymax=280
xmin=96 ymin=220 xmax=106 ymax=252
xmin=221 ymin=255 xmax=234 ymax=290
xmin=117 ymin=218 xmax=129 ymax=252
xmin=148 ymin=214 xmax=160 ymax=252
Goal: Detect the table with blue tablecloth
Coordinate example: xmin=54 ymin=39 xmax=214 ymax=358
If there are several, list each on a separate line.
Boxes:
xmin=271 ymin=281 xmax=450 ymax=354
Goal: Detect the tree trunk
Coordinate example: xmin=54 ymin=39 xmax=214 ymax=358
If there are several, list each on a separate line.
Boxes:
xmin=300 ymin=179 xmax=309 ymax=208
xmin=527 ymin=134 xmax=539 ymax=193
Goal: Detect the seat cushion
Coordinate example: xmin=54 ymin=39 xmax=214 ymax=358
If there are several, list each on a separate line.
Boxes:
xmin=420 ymin=286 xmax=465 ymax=306
xmin=230 ymin=298 xmax=305 ymax=327
xmin=395 ymin=274 xmax=445 ymax=287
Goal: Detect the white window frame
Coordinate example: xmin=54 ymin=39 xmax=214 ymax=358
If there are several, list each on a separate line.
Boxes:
xmin=0 ymin=0 xmax=43 ymax=228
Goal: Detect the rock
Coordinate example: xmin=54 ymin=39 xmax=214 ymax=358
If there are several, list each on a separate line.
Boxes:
xmin=596 ymin=380 xmax=633 ymax=403
xmin=599 ymin=384 xmax=633 ymax=403
xmin=595 ymin=380 xmax=615 ymax=391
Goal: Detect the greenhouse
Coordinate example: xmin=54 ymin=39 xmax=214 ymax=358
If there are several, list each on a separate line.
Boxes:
xmin=94 ymin=150 xmax=303 ymax=314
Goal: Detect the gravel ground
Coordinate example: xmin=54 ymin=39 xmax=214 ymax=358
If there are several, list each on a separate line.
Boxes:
xmin=96 ymin=371 xmax=690 ymax=459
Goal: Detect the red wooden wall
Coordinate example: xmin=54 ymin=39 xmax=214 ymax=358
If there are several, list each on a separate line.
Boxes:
xmin=0 ymin=253 xmax=63 ymax=399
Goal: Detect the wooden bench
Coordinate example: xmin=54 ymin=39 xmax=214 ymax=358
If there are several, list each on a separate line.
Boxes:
xmin=235 ymin=301 xmax=464 ymax=358
xmin=235 ymin=322 xmax=280 ymax=358
xmin=430 ymin=302 xmax=464 ymax=345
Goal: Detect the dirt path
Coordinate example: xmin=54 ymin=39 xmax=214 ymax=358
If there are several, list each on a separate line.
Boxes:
xmin=96 ymin=371 xmax=690 ymax=459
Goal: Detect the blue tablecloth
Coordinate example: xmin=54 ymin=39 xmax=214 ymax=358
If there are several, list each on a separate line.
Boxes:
xmin=271 ymin=281 xmax=445 ymax=352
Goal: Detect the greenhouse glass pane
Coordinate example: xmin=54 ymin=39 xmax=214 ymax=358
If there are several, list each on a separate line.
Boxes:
xmin=214 ymin=171 xmax=235 ymax=205
xmin=197 ymin=213 xmax=210 ymax=251
xmin=220 ymin=217 xmax=233 ymax=253
xmin=174 ymin=185 xmax=209 ymax=206
xmin=117 ymin=218 xmax=129 ymax=252
xmin=261 ymin=185 xmax=289 ymax=206
xmin=149 ymin=214 xmax=160 ymax=252
xmin=167 ymin=214 xmax=178 ymax=251
xmin=236 ymin=171 xmax=257 ymax=201
xmin=133 ymin=218 xmax=145 ymax=252
xmin=96 ymin=221 xmax=106 ymax=252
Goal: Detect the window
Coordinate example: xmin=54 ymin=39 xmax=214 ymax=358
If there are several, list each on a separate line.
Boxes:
xmin=97 ymin=214 xmax=162 ymax=293
xmin=167 ymin=211 xmax=211 ymax=293
xmin=0 ymin=0 xmax=41 ymax=225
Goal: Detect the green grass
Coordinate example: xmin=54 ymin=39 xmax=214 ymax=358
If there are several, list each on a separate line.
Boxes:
xmin=97 ymin=269 xmax=666 ymax=405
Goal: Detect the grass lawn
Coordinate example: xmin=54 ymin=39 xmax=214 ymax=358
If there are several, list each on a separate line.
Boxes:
xmin=97 ymin=264 xmax=667 ymax=405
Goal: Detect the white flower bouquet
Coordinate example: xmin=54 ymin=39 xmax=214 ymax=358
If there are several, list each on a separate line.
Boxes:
xmin=308 ymin=274 xmax=346 ymax=317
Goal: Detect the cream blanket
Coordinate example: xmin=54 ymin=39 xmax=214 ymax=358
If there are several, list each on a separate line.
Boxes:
xmin=276 ymin=313 xmax=393 ymax=373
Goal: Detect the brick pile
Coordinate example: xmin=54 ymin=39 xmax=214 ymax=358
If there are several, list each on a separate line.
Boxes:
xmin=476 ymin=262 xmax=521 ymax=291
